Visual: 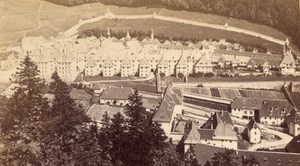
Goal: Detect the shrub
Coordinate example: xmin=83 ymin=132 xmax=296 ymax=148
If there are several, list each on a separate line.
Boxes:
xmin=160 ymin=72 xmax=166 ymax=78
xmin=178 ymin=72 xmax=184 ymax=78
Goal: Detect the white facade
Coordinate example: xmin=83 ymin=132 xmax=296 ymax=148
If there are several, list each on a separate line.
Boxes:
xmin=231 ymin=108 xmax=255 ymax=119
xmin=139 ymin=66 xmax=151 ymax=77
xmin=248 ymin=128 xmax=261 ymax=144
xmin=99 ymin=99 xmax=129 ymax=106
xmin=260 ymin=116 xmax=285 ymax=126
xmin=288 ymin=122 xmax=300 ymax=137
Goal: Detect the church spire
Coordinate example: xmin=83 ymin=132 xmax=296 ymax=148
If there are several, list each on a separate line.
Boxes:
xmin=107 ymin=27 xmax=111 ymax=38
xmin=150 ymin=29 xmax=154 ymax=40
xmin=126 ymin=31 xmax=131 ymax=40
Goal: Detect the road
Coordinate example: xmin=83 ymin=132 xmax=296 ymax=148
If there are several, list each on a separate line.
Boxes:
xmin=80 ymin=72 xmax=155 ymax=84
xmin=64 ymin=10 xmax=286 ymax=45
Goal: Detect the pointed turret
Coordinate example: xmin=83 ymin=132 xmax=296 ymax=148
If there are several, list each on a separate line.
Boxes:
xmin=126 ymin=31 xmax=131 ymax=40
xmin=285 ymin=38 xmax=290 ymax=46
xmin=107 ymin=27 xmax=111 ymax=38
xmin=150 ymin=29 xmax=154 ymax=40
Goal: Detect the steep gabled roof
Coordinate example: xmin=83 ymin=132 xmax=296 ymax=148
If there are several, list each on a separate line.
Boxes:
xmin=280 ymin=51 xmax=295 ymax=67
xmin=85 ymin=56 xmax=95 ymax=67
xmin=139 ymin=56 xmax=150 ymax=66
xmin=247 ymin=118 xmax=260 ymax=131
xmin=260 ymin=99 xmax=293 ymax=118
xmin=231 ymin=97 xmax=262 ymax=110
xmin=99 ymin=87 xmax=133 ymax=100
xmin=201 ymin=111 xmax=236 ymax=139
xmin=121 ymin=57 xmax=131 ymax=67
xmin=152 ymin=86 xmax=181 ymax=123
xmin=176 ymin=54 xmax=187 ymax=68
xmin=184 ymin=122 xmax=201 ymax=144
xmin=285 ymin=134 xmax=300 ymax=153
xmin=194 ymin=56 xmax=213 ymax=67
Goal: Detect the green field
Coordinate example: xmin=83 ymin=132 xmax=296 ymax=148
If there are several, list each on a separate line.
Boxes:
xmin=0 ymin=0 xmax=291 ymax=51
xmin=159 ymin=9 xmax=289 ymax=41
xmin=80 ymin=18 xmax=283 ymax=53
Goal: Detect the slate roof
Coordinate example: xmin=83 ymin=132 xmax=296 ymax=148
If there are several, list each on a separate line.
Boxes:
xmin=121 ymin=57 xmax=131 ymax=67
xmin=247 ymin=118 xmax=260 ymax=131
xmin=90 ymin=83 xmax=106 ymax=90
xmin=139 ymin=56 xmax=150 ymax=66
xmin=285 ymin=108 xmax=300 ymax=125
xmin=213 ymin=49 xmax=282 ymax=66
xmin=86 ymin=104 xmax=126 ymax=122
xmin=85 ymin=56 xmax=95 ymax=67
xmin=198 ymin=129 xmax=215 ymax=140
xmin=157 ymin=57 xmax=168 ymax=67
xmin=279 ymin=51 xmax=295 ymax=67
xmin=260 ymin=99 xmax=293 ymax=118
xmin=99 ymin=87 xmax=133 ymax=100
xmin=231 ymin=97 xmax=262 ymax=110
xmin=142 ymin=97 xmax=160 ymax=110
xmin=103 ymin=58 xmax=114 ymax=67
xmin=194 ymin=143 xmax=300 ymax=166
xmin=213 ymin=49 xmax=282 ymax=60
xmin=232 ymin=97 xmax=293 ymax=118
xmin=185 ymin=122 xmax=201 ymax=144
xmin=194 ymin=56 xmax=213 ymax=67
xmin=201 ymin=111 xmax=237 ymax=139
xmin=285 ymin=134 xmax=300 ymax=153
xmin=152 ymin=86 xmax=181 ymax=123
xmin=238 ymin=149 xmax=300 ymax=166
xmin=289 ymin=92 xmax=300 ymax=110
xmin=176 ymin=55 xmax=187 ymax=68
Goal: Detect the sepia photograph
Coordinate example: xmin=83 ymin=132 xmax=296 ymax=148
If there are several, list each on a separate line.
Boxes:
xmin=0 ymin=0 xmax=300 ymax=165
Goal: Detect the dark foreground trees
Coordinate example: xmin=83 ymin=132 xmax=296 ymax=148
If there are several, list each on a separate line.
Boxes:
xmin=0 ymin=56 xmax=49 ymax=165
xmin=99 ymin=90 xmax=184 ymax=166
xmin=0 ymin=56 xmax=183 ymax=165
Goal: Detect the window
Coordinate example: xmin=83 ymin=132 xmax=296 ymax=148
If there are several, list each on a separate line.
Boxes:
xmin=254 ymin=132 xmax=257 ymax=135
xmin=277 ymin=159 xmax=281 ymax=165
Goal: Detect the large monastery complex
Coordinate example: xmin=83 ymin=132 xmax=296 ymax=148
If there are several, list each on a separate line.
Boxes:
xmin=1 ymin=29 xmax=297 ymax=82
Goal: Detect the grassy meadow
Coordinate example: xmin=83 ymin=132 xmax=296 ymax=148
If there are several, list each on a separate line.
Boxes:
xmin=0 ymin=0 xmax=290 ymax=52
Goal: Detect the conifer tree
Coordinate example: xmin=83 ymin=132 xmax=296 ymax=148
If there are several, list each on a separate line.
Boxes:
xmin=0 ymin=56 xmax=49 ymax=165
xmin=98 ymin=111 xmax=112 ymax=162
xmin=108 ymin=112 xmax=128 ymax=165
xmin=39 ymin=71 xmax=90 ymax=165
xmin=124 ymin=90 xmax=168 ymax=166
xmin=184 ymin=146 xmax=199 ymax=166
xmin=211 ymin=149 xmax=239 ymax=166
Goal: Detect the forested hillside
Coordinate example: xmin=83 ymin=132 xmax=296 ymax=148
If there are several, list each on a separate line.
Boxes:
xmin=45 ymin=0 xmax=300 ymax=49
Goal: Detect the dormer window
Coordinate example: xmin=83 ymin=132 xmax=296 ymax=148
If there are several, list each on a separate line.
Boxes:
xmin=277 ymin=159 xmax=281 ymax=165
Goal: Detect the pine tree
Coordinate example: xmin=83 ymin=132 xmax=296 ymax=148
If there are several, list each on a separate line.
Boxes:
xmin=108 ymin=112 xmax=128 ymax=166
xmin=241 ymin=155 xmax=260 ymax=166
xmin=98 ymin=111 xmax=112 ymax=162
xmin=124 ymin=90 xmax=168 ymax=166
xmin=71 ymin=122 xmax=109 ymax=166
xmin=0 ymin=56 xmax=49 ymax=165
xmin=184 ymin=146 xmax=199 ymax=166
xmin=39 ymin=71 xmax=90 ymax=165
xmin=211 ymin=149 xmax=239 ymax=166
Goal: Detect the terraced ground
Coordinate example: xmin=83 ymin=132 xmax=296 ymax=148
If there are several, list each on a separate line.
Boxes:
xmin=179 ymin=87 xmax=285 ymax=100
